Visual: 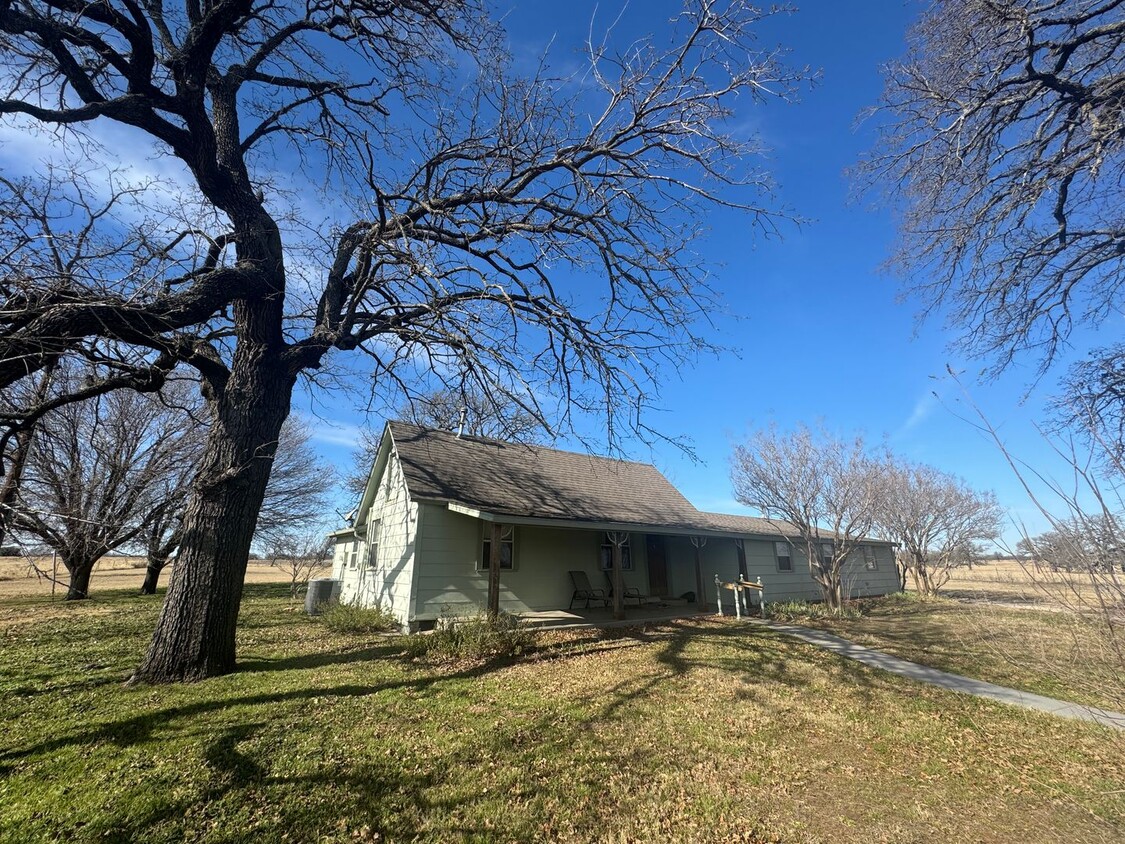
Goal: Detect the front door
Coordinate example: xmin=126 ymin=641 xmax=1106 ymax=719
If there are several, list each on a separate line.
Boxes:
xmin=646 ymin=534 xmax=669 ymax=597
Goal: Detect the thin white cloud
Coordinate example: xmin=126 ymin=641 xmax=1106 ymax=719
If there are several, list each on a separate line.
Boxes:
xmin=307 ymin=420 xmax=365 ymax=448
xmin=895 ymin=389 xmax=940 ymax=438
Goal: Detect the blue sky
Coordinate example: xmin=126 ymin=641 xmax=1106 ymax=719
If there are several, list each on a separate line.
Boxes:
xmin=299 ymin=0 xmax=1110 ymax=546
xmin=0 ymin=0 xmax=1100 ymax=545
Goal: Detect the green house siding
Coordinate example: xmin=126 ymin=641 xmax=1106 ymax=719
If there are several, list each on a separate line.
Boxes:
xmin=412 ymin=505 xmax=655 ymax=619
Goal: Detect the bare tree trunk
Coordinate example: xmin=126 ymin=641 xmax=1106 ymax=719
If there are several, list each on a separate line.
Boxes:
xmin=140 ymin=556 xmax=169 ymax=595
xmin=63 ymin=553 xmax=97 ymax=601
xmin=131 ymin=351 xmax=293 ymax=683
xmin=821 ymin=573 xmax=842 ymax=612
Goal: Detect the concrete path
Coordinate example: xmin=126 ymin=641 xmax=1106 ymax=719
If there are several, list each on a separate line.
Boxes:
xmin=754 ymin=619 xmax=1125 ymax=730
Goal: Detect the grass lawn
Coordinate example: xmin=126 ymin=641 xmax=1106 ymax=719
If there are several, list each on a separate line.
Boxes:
xmin=1 ymin=586 xmax=1123 ymax=843
xmin=791 ymin=594 xmax=1125 ymax=714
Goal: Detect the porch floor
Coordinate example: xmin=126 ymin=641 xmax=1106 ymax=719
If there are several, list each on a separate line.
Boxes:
xmin=518 ymin=601 xmax=713 ymax=630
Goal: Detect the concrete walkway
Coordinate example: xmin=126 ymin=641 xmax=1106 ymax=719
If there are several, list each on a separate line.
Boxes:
xmin=755 ymin=619 xmax=1125 ymax=730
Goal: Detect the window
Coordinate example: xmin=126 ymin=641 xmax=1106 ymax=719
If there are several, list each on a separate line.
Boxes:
xmin=819 ymin=543 xmax=834 ymax=571
xmin=863 ymin=546 xmax=878 ymax=571
xmin=775 ymin=541 xmax=793 ymax=572
xmin=348 ymin=541 xmax=358 ymax=569
xmin=599 ymin=534 xmax=633 ymax=571
xmin=479 ymin=524 xmax=515 ymax=570
xmin=367 ymin=520 xmax=381 ymax=569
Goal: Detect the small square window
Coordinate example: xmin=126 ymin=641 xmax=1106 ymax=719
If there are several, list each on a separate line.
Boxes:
xmin=599 ymin=535 xmax=633 ymax=571
xmin=480 ymin=525 xmax=515 ymax=571
xmin=775 ymin=541 xmax=793 ymax=572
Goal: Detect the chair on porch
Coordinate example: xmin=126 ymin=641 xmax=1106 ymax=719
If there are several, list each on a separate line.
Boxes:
xmin=603 ymin=572 xmax=647 ymax=606
xmin=568 ymin=570 xmax=609 ymax=611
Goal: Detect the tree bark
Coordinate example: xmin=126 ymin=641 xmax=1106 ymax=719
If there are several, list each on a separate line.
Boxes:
xmin=63 ymin=554 xmax=97 ymax=601
xmin=131 ymin=353 xmax=293 ymax=683
xmin=140 ymin=556 xmax=169 ymax=595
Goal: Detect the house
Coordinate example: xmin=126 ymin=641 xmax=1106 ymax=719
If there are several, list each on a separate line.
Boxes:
xmin=329 ymin=421 xmax=899 ymax=629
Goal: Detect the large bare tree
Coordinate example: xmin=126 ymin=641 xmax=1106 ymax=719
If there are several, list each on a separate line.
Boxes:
xmin=730 ymin=425 xmax=881 ymax=610
xmin=137 ymin=415 xmax=333 ymax=593
xmin=0 ymin=0 xmax=808 ymax=680
xmin=5 ymin=369 xmax=200 ymax=599
xmin=873 ymin=460 xmax=1004 ymax=596
xmin=861 ymin=0 xmax=1125 ymax=378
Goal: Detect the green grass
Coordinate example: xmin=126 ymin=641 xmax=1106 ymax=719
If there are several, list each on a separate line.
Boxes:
xmin=1 ymin=586 xmax=1123 ymax=843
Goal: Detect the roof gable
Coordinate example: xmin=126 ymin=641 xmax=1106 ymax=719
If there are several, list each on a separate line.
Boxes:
xmin=387 ymin=421 xmax=705 ymax=530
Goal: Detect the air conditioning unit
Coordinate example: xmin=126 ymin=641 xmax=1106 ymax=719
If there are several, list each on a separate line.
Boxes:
xmin=305 ymin=578 xmax=341 ymax=615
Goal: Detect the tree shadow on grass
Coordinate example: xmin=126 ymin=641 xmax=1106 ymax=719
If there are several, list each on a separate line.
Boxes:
xmin=0 ymin=649 xmax=527 ymax=774
xmin=236 ymin=641 xmax=407 ymax=674
xmin=1 ymin=618 xmax=982 ymax=842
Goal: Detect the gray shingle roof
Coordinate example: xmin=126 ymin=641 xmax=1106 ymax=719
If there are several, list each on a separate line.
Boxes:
xmin=386 ymin=421 xmax=810 ymax=538
xmin=697 ymin=511 xmax=799 ymax=538
xmin=388 ymin=421 xmax=707 ymax=530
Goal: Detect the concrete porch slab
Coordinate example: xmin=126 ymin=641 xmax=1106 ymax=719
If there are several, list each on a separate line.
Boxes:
xmin=518 ymin=603 xmax=711 ymax=629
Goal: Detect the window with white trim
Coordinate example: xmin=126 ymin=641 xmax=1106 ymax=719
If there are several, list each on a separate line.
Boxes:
xmin=775 ymin=541 xmax=793 ymax=572
xmin=479 ymin=525 xmax=515 ymax=571
xmin=863 ymin=546 xmax=878 ymax=571
xmin=348 ymin=541 xmax=358 ymax=569
xmin=599 ymin=534 xmax=633 ymax=571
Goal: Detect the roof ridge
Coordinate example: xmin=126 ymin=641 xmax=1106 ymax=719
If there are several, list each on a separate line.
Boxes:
xmin=386 ymin=419 xmax=667 ymax=472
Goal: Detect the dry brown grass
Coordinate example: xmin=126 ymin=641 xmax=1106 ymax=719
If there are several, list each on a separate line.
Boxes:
xmin=0 ymin=555 xmax=291 ymax=598
xmin=933 ymin=557 xmax=1114 ymax=608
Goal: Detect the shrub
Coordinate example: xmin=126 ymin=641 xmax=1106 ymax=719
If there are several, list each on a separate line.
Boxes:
xmin=406 ymin=609 xmax=537 ymax=663
xmin=320 ymin=601 xmax=400 ymax=634
xmin=766 ymin=599 xmax=863 ymax=622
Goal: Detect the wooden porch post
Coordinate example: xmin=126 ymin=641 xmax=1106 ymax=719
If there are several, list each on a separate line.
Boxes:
xmin=487 ymin=521 xmax=502 ymax=616
xmin=691 ymin=536 xmax=707 ymax=611
xmin=610 ymin=532 xmax=626 ymax=620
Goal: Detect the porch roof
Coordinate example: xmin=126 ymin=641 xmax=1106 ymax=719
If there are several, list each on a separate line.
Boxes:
xmin=444 ymin=502 xmax=809 ymax=542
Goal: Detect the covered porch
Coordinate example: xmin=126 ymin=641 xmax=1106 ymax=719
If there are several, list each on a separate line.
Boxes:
xmin=517 ymin=600 xmax=714 ymax=630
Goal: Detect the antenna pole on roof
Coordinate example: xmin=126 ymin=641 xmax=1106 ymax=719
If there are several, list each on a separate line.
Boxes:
xmin=456 ymin=404 xmax=466 ymax=438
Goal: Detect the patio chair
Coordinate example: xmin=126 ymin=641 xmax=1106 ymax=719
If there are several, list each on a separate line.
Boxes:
xmin=568 ymin=570 xmax=609 ymax=611
xmin=603 ymin=572 xmax=647 ymax=606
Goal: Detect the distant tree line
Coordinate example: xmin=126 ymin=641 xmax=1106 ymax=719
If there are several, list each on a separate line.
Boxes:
xmin=0 ymin=365 xmax=334 ymax=599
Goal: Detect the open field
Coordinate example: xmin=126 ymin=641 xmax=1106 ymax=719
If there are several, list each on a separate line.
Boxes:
xmin=936 ymin=557 xmax=1117 ymax=609
xmin=0 ymin=555 xmax=301 ymax=598
xmin=1 ymin=585 xmax=1122 ymax=844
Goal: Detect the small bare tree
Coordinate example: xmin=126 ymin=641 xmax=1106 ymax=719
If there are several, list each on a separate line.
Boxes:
xmin=730 ymin=425 xmax=881 ymax=611
xmin=137 ymin=415 xmax=334 ymax=593
xmin=1019 ymin=515 xmax=1124 ymax=573
xmin=873 ymin=460 xmax=1004 ymax=597
xmin=265 ymin=532 xmax=333 ymax=599
xmin=254 ymin=418 xmax=336 ymax=551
